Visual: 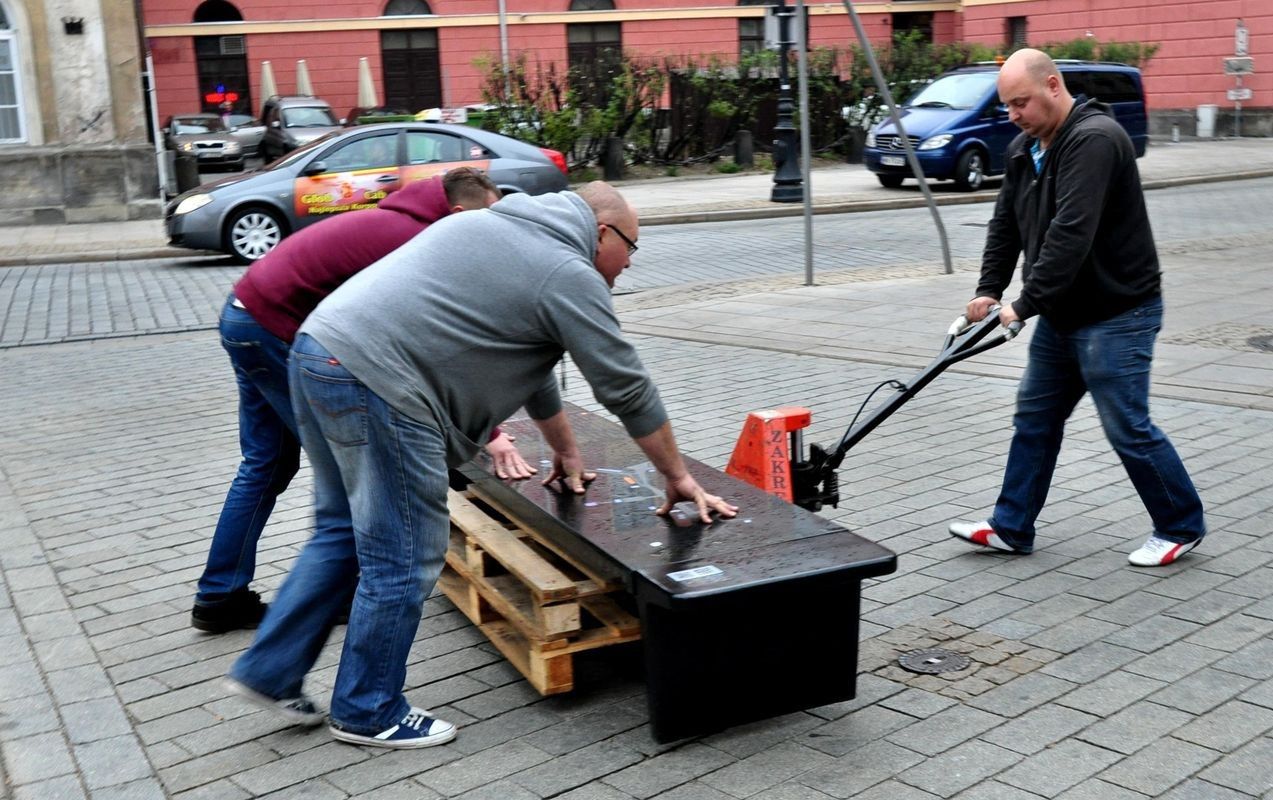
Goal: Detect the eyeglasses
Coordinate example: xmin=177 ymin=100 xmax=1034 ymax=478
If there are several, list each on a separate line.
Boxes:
xmin=604 ymin=223 xmax=639 ymax=256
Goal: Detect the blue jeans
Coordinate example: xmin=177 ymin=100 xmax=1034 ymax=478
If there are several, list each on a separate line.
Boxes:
xmin=989 ymin=297 xmax=1205 ymax=551
xmin=229 ymin=333 xmax=451 ymax=734
xmin=197 ymin=295 xmax=300 ymax=602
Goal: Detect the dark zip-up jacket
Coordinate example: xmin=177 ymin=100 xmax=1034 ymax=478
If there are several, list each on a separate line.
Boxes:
xmin=976 ymin=99 xmax=1160 ymax=330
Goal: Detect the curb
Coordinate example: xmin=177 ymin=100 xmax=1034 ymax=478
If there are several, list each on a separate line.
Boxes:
xmin=4 ymin=168 xmax=1272 ymax=266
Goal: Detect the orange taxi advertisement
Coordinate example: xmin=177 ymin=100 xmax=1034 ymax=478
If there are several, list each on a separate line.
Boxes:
xmin=293 ymin=161 xmax=492 ymax=219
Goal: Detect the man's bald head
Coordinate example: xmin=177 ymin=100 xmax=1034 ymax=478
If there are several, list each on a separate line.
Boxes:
xmin=998 ymin=49 xmax=1074 ymax=146
xmin=578 ymin=181 xmax=636 ymax=230
xmin=577 ymin=181 xmax=638 ymax=287
xmin=1001 ymin=48 xmax=1062 ymax=88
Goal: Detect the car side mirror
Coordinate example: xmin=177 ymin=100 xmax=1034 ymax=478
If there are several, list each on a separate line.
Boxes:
xmin=301 ymin=161 xmax=328 ymax=177
xmin=270 ymin=120 xmax=281 ymax=128
xmin=339 ymin=117 xmax=347 ymax=125
xmin=161 ymin=127 xmax=169 ymax=135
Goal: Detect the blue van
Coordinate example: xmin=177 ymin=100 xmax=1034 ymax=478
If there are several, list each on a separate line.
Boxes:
xmin=863 ymin=61 xmax=1149 ymax=191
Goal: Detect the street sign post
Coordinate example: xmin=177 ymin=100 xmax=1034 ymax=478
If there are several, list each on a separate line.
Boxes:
xmin=1229 ymin=22 xmax=1254 ymax=138
xmin=1224 ymin=57 xmax=1255 ymax=75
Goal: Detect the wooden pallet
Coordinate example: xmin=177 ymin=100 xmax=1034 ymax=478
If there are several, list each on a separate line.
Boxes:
xmin=439 ymin=488 xmax=641 ymax=695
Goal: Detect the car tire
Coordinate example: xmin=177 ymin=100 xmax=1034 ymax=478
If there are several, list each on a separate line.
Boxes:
xmin=954 ymin=149 xmax=987 ymax=192
xmin=877 ymin=174 xmax=905 ymax=189
xmin=224 ymin=206 xmax=286 ymax=264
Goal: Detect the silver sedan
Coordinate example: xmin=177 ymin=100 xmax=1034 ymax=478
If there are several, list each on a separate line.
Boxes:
xmin=165 ymin=122 xmax=570 ymax=263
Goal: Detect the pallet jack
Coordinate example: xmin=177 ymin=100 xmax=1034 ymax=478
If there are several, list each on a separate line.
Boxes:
xmin=726 ymin=307 xmax=1025 ymax=512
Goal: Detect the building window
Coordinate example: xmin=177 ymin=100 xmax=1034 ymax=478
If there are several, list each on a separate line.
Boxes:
xmin=892 ymin=11 xmax=933 ymax=43
xmin=193 ymin=0 xmax=242 ymax=23
xmin=381 ymin=29 xmax=441 ymax=111
xmin=192 ymin=3 xmax=250 ymax=115
xmin=567 ymin=1 xmax=620 ymax=107
xmin=738 ymin=0 xmax=770 ymax=56
xmin=382 ymin=1 xmax=439 ymax=111
xmin=0 ymin=1 xmax=26 ymax=142
xmin=1006 ymin=16 xmax=1027 ymax=48
xmin=383 ymin=0 xmax=431 ymax=14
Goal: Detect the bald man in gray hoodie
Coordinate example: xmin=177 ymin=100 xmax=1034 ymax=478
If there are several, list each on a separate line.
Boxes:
xmin=226 ymin=182 xmax=737 ymax=750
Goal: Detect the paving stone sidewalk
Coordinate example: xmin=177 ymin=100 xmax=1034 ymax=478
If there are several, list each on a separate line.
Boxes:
xmin=2 ymin=216 xmax=1272 ymax=797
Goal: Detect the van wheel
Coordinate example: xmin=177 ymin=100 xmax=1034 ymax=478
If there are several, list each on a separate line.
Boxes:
xmin=954 ymin=149 xmax=987 ymax=191
xmin=877 ymin=174 xmax=905 ymax=189
xmin=225 ymin=207 xmax=286 ymax=263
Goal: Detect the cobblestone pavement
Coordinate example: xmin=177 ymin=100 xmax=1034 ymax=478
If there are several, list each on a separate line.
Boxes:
xmin=1 ymin=185 xmax=1272 ymax=798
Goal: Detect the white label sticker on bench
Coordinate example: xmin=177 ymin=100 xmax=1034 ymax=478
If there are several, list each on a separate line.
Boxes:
xmin=666 ymin=565 xmax=724 ymax=582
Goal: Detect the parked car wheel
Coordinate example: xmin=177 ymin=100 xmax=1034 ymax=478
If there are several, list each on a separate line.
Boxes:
xmin=225 ymin=206 xmax=286 ymax=263
xmin=954 ymin=148 xmax=987 ymax=192
xmin=877 ymin=174 xmax=905 ymax=189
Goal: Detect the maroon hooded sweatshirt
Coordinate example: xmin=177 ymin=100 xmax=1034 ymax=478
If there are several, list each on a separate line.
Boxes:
xmin=233 ymin=176 xmax=453 ymax=344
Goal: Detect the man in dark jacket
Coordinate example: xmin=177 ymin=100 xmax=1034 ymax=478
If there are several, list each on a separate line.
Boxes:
xmin=948 ymin=49 xmax=1205 ymax=568
xmin=193 ymin=169 xmax=534 ymax=633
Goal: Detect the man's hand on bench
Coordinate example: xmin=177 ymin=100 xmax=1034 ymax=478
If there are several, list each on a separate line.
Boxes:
xmin=657 ymin=473 xmax=740 ymax=525
xmin=486 ymin=431 xmax=538 ymax=481
xmin=542 ymin=449 xmax=597 ymax=494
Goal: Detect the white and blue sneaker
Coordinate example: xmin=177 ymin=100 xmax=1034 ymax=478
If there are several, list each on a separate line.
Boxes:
xmin=224 ymin=677 xmax=325 ymax=727
xmin=1128 ymin=535 xmax=1200 ymax=567
xmin=330 ymin=707 xmax=457 ymax=749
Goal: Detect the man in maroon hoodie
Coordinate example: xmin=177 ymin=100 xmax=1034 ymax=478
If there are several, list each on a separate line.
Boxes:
xmin=193 ymin=168 xmax=529 ymax=633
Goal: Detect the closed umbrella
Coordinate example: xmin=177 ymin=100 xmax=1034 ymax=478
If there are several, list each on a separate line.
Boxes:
xmin=296 ymin=59 xmax=315 ymax=96
xmin=357 ymin=57 xmax=379 ymax=108
xmin=260 ymin=60 xmax=278 ymax=100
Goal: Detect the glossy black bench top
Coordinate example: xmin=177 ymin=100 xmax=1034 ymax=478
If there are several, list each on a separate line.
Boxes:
xmin=458 ymin=405 xmax=897 ymax=602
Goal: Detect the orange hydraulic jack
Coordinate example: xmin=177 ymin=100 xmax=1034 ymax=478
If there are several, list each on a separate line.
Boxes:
xmin=725 ymin=407 xmax=812 ymax=504
xmin=728 ymin=308 xmax=1024 ymax=511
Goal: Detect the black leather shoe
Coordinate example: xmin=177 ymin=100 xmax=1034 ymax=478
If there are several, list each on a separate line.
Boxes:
xmin=191 ymin=589 xmax=267 ymax=633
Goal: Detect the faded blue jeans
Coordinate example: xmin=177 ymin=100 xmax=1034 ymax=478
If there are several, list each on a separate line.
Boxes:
xmin=198 ymin=295 xmax=300 ymax=602
xmin=989 ymin=297 xmax=1205 ymax=551
xmin=229 ymin=334 xmax=451 ymax=735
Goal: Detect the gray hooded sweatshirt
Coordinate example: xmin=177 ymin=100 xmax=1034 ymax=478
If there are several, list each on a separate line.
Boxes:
xmin=299 ymin=190 xmax=667 ymax=466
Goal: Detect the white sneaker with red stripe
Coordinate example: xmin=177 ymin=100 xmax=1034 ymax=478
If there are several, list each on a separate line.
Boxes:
xmin=1128 ymin=535 xmax=1200 ymax=567
xmin=948 ymin=520 xmax=1023 ymax=553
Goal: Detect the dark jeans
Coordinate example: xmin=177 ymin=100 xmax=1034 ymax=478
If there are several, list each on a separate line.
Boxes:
xmin=197 ymin=295 xmax=300 ymax=602
xmin=989 ymin=297 xmax=1205 ymax=551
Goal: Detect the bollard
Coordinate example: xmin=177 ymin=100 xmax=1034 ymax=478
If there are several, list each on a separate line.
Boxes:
xmin=734 ymin=130 xmax=754 ymax=168
xmin=603 ymin=137 xmax=624 ymax=181
xmin=1172 ymin=124 xmax=1180 ymax=143
xmin=174 ymin=154 xmax=201 ymax=194
xmin=845 ymin=128 xmax=866 ymax=164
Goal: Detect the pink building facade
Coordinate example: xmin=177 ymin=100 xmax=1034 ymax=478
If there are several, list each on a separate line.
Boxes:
xmin=141 ymin=0 xmax=1271 ymax=136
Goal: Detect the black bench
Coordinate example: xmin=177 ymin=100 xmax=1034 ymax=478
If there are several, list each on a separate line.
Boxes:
xmin=456 ymin=403 xmax=897 ymax=742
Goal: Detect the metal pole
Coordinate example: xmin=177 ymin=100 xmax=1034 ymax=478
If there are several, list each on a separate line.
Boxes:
xmin=1235 ymin=74 xmax=1243 ymax=138
xmin=796 ymin=0 xmax=814 ymax=285
xmin=144 ymin=51 xmax=169 ymax=200
xmin=497 ymin=0 xmax=512 ymax=100
xmin=839 ymin=0 xmax=953 ymax=275
xmin=770 ymin=0 xmax=803 ymax=202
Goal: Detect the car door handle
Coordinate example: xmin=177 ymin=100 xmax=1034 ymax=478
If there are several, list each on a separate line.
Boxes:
xmin=376 ymin=175 xmax=397 ymax=183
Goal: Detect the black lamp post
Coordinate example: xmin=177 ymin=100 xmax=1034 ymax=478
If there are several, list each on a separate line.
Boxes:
xmin=769 ymin=0 xmax=803 ymax=202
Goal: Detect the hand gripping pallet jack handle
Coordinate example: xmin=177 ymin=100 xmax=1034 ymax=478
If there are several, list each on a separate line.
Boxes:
xmin=726 ymin=307 xmax=1024 ymax=512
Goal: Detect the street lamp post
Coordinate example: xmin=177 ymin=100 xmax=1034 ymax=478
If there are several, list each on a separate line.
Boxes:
xmin=770 ymin=0 xmax=803 ymax=202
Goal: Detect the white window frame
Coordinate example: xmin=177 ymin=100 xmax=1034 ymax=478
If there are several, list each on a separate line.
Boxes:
xmin=0 ymin=1 xmax=27 ymax=144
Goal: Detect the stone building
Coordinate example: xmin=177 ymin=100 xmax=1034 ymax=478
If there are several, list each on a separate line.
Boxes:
xmin=1 ymin=0 xmax=160 ymax=225
xmin=140 ymin=1 xmax=1269 ymax=138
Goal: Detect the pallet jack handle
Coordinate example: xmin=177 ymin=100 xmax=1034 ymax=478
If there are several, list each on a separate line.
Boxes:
xmin=790 ymin=307 xmax=1024 ymax=511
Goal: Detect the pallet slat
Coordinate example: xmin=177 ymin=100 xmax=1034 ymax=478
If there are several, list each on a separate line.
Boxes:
xmin=440 ymin=488 xmax=642 ymax=694
xmin=447 ymin=489 xmax=577 ymax=601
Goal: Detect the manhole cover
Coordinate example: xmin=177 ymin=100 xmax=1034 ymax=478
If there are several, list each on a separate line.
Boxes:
xmin=898 ymin=648 xmax=971 ymax=674
xmin=1248 ymin=335 xmax=1273 ymax=353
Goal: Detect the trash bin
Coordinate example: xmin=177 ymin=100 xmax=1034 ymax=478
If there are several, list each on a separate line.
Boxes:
xmin=174 ymin=153 xmax=201 ymax=194
xmin=1196 ymin=105 xmax=1218 ymax=139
